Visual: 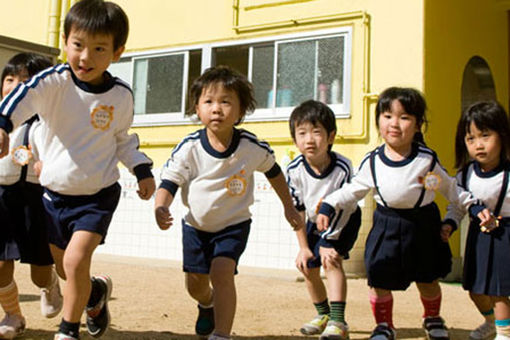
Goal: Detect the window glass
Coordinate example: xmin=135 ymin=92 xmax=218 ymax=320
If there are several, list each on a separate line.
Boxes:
xmin=252 ymin=44 xmax=274 ymax=109
xmin=133 ymin=54 xmax=184 ymax=115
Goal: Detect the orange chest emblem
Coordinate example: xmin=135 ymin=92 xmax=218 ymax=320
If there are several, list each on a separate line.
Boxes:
xmin=91 ymin=105 xmax=114 ymax=131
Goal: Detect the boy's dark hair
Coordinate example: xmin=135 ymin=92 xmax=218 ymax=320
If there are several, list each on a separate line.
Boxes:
xmin=289 ymin=100 xmax=337 ymax=145
xmin=455 ymin=100 xmax=510 ymax=169
xmin=64 ymin=0 xmax=129 ymax=51
xmin=375 ymin=87 xmax=428 ymax=143
xmin=188 ymin=65 xmax=256 ymax=125
xmin=1 ymin=52 xmax=53 ymax=95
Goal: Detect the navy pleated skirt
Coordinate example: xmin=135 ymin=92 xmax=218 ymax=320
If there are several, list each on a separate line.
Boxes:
xmin=463 ymin=217 xmax=510 ymax=296
xmin=365 ymin=203 xmax=452 ymax=290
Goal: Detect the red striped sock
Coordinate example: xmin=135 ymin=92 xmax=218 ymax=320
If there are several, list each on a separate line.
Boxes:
xmin=420 ymin=293 xmax=441 ymax=318
xmin=370 ymin=293 xmax=394 ymax=328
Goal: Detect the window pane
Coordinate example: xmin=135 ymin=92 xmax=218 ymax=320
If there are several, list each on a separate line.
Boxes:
xmin=276 ymin=40 xmax=315 ymax=107
xmin=252 ymin=45 xmax=274 ymax=109
xmin=185 ymin=50 xmax=202 ymax=113
xmin=317 ymin=36 xmax=344 ymax=105
xmin=213 ymin=45 xmax=249 ymax=75
xmin=133 ymin=54 xmax=184 ymax=115
xmin=108 ymin=59 xmax=131 ymax=86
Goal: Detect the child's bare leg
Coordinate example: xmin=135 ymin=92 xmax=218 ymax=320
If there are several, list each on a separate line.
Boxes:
xmin=210 ymin=257 xmax=236 ymax=337
xmin=470 ymin=292 xmax=495 ymax=322
xmin=30 ymin=264 xmax=53 ymax=288
xmin=0 ymin=260 xmax=14 ymax=288
xmin=323 ymin=258 xmax=346 ymax=302
xmin=50 ymin=244 xmax=66 ymax=280
xmin=185 ymin=273 xmax=213 ymax=305
xmin=303 ymin=267 xmax=327 ymax=303
xmin=60 ymin=231 xmax=101 ymax=323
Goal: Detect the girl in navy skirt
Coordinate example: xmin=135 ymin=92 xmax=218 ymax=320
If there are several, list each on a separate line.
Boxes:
xmin=445 ymin=101 xmax=510 ymax=340
xmin=316 ymin=87 xmax=492 ymax=340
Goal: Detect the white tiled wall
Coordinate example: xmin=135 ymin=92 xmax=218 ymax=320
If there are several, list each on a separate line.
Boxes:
xmin=96 ymin=169 xmax=299 ymax=270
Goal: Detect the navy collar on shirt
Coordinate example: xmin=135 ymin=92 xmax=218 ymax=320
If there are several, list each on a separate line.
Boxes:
xmin=473 ymin=160 xmax=508 ymax=178
xmin=200 ymin=128 xmax=241 ymax=158
xmin=378 ymin=142 xmax=419 ymax=167
xmin=303 ymin=151 xmax=337 ymax=179
xmin=68 ymin=64 xmax=117 ymax=94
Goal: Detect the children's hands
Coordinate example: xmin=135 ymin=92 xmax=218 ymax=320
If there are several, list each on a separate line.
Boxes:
xmin=0 ymin=129 xmax=9 ymax=158
xmin=316 ymin=213 xmax=329 ymax=232
xmin=319 ymin=246 xmax=342 ymax=270
xmin=137 ymin=177 xmax=156 ymax=200
xmin=295 ymin=248 xmax=314 ymax=276
xmin=440 ymin=223 xmax=453 ymax=242
xmin=285 ymin=205 xmax=305 ymax=231
xmin=155 ymin=205 xmax=173 ymax=230
xmin=478 ymin=208 xmax=499 ymax=233
xmin=33 ymin=161 xmax=43 ymax=177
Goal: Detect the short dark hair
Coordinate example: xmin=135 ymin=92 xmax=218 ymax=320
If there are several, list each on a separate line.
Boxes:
xmin=455 ymin=101 xmax=510 ymax=169
xmin=188 ymin=65 xmax=256 ymax=125
xmin=289 ymin=100 xmax=337 ymax=141
xmin=1 ymin=52 xmax=53 ymax=96
xmin=64 ymin=0 xmax=129 ymax=51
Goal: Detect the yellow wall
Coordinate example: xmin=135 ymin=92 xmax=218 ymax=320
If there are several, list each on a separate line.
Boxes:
xmin=424 ymin=0 xmax=509 ymax=267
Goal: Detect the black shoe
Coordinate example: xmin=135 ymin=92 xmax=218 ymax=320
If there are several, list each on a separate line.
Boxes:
xmin=86 ymin=276 xmax=112 ymax=338
xmin=423 ymin=316 xmax=450 ymax=340
xmin=369 ymin=323 xmax=396 ymax=340
xmin=195 ymin=304 xmax=214 ymax=338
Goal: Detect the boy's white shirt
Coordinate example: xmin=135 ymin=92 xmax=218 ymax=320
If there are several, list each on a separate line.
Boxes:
xmin=286 ymin=151 xmax=358 ymax=240
xmin=0 ymin=120 xmax=41 ymax=185
xmin=0 ymin=64 xmax=151 ymax=195
xmin=160 ymin=128 xmax=276 ymax=233
xmin=323 ymin=143 xmax=478 ymax=212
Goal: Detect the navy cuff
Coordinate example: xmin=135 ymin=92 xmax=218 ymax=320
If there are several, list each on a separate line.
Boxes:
xmin=159 ymin=179 xmax=179 ymax=196
xmin=264 ymin=163 xmax=281 ymax=179
xmin=0 ymin=116 xmax=13 ymax=133
xmin=296 ymin=204 xmax=305 ymax=212
xmin=133 ymin=164 xmax=153 ymax=182
xmin=469 ymin=203 xmax=485 ymax=218
xmin=442 ymin=218 xmax=458 ymax=233
xmin=318 ymin=202 xmax=336 ymax=219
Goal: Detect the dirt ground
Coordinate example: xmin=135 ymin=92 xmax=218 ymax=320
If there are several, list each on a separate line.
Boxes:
xmin=12 ymin=254 xmax=482 ymax=340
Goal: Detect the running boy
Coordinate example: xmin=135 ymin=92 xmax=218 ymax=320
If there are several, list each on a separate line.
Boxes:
xmin=287 ymin=100 xmax=361 ymax=340
xmin=0 ymin=1 xmax=155 ymax=339
xmin=155 ymin=65 xmax=304 ymax=340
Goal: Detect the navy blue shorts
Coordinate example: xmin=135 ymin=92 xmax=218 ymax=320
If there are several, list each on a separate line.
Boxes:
xmin=182 ymin=219 xmax=251 ymax=274
xmin=365 ymin=203 xmax=452 ymax=290
xmin=463 ymin=217 xmax=510 ymax=296
xmin=307 ymin=206 xmax=362 ymax=268
xmin=42 ymin=183 xmax=121 ymax=250
xmin=0 ymin=182 xmax=53 ymax=265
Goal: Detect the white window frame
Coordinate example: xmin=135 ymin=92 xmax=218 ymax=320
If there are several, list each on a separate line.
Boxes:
xmin=117 ymin=27 xmax=352 ymax=127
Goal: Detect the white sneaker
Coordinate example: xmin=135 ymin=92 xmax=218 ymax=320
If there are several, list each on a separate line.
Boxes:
xmin=319 ymin=320 xmax=349 ymax=340
xmin=41 ymin=269 xmax=63 ymax=318
xmin=0 ymin=313 xmax=26 ymax=339
xmin=494 ymin=335 xmax=510 ymax=340
xmin=300 ymin=314 xmax=329 ymax=335
xmin=470 ymin=321 xmax=496 ymax=340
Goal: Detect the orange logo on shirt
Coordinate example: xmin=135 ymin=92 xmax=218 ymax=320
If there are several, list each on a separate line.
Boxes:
xmin=91 ymin=105 xmax=114 ymax=130
xmin=11 ymin=145 xmax=32 ymax=166
xmin=225 ymin=172 xmax=247 ymax=196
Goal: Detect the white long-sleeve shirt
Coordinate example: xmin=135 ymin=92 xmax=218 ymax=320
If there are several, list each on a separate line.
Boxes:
xmin=445 ymin=161 xmax=510 ymax=227
xmin=0 ymin=64 xmax=152 ymax=195
xmin=321 ymin=143 xmax=480 ymax=218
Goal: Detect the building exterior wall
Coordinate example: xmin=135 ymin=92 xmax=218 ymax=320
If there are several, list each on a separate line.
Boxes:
xmin=424 ymin=0 xmax=509 ymax=279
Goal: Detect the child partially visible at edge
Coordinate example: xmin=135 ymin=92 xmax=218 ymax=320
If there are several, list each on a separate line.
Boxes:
xmin=0 ymin=53 xmax=62 ymax=340
xmin=154 ymin=65 xmax=304 ymax=340
xmin=444 ymin=101 xmax=510 ymax=340
xmin=315 ymin=87 xmax=493 ymax=340
xmin=0 ymin=1 xmax=156 ymax=339
xmin=286 ymin=100 xmax=361 ymax=340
